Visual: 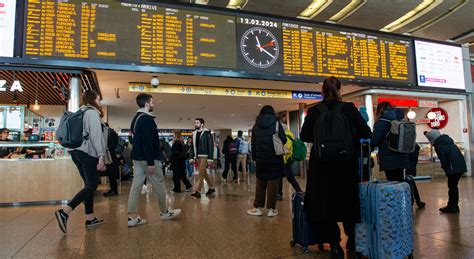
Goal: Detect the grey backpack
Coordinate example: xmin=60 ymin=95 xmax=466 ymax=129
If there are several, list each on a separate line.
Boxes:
xmin=383 ymin=120 xmax=417 ymax=153
xmin=57 ymin=108 xmax=90 ymax=148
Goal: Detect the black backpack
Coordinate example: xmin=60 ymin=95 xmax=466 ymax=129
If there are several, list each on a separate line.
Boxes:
xmin=57 ymin=107 xmax=90 ymax=148
xmin=314 ymin=103 xmax=354 ymax=161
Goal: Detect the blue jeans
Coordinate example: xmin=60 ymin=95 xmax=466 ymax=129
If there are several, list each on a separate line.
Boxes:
xmin=185 ymin=160 xmax=193 ymax=177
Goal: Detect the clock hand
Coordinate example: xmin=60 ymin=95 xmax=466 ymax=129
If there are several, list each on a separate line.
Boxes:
xmin=260 ymin=48 xmax=275 ymax=59
xmin=255 ymin=36 xmax=262 ymax=52
xmin=256 ymin=41 xmax=275 ymax=50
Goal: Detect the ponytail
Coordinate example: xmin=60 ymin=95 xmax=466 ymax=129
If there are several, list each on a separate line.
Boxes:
xmin=322 ymin=76 xmax=341 ymax=102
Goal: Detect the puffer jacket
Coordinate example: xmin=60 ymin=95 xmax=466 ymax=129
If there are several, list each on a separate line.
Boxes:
xmin=433 ymin=135 xmax=467 ymax=175
xmin=251 ymin=114 xmax=286 ymax=180
xmin=371 ymin=109 xmax=409 ymax=171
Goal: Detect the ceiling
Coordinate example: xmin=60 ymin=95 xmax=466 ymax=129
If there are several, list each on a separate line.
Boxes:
xmin=95 ymin=69 xmax=362 ymax=130
xmin=172 ymin=0 xmax=474 ymax=54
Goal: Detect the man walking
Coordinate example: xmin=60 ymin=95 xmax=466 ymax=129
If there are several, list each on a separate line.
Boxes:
xmin=190 ymin=118 xmax=216 ymax=199
xmin=236 ymin=130 xmax=250 ymax=182
xmin=127 ymin=93 xmax=181 ymax=227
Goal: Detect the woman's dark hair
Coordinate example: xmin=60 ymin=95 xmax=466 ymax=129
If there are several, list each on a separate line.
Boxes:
xmin=259 ymin=105 xmax=275 ymax=115
xmin=226 ymin=135 xmax=233 ymax=141
xmin=81 ymin=90 xmax=102 ymax=117
xmin=322 ymin=76 xmax=342 ymax=102
xmin=376 ymin=101 xmax=393 ymax=120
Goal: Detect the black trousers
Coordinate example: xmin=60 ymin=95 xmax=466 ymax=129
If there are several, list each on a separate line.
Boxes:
xmin=278 ymin=161 xmax=303 ymax=195
xmin=172 ymin=166 xmax=192 ymax=192
xmin=448 ymin=173 xmax=462 ymax=206
xmin=313 ymin=221 xmax=355 ymax=248
xmin=222 ymin=155 xmax=237 ymax=180
xmin=68 ymin=150 xmax=99 ymax=214
xmin=385 ymin=168 xmax=405 ymax=181
xmin=106 ymin=161 xmax=119 ymax=192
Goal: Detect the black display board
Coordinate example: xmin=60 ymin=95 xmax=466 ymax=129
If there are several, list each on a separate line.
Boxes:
xmin=21 ymin=0 xmax=416 ymax=85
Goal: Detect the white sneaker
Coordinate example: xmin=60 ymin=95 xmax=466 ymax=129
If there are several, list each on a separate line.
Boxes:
xmin=141 ymin=184 xmax=148 ymax=195
xmin=160 ymin=209 xmax=181 ymax=220
xmin=268 ymin=209 xmax=279 ymax=217
xmin=128 ymin=216 xmax=147 ymax=227
xmin=247 ymin=208 xmax=263 ymax=216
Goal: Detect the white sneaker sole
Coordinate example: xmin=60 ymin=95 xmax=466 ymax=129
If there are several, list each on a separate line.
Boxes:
xmin=161 ymin=210 xmax=181 ymax=220
xmin=128 ymin=221 xmax=147 ymax=227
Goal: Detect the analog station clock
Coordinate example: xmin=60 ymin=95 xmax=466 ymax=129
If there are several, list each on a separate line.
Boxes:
xmin=240 ymin=27 xmax=279 ymax=69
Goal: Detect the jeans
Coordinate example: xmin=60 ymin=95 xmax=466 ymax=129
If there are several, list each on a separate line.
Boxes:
xmin=68 ymin=150 xmax=99 ymax=214
xmin=448 ymin=173 xmax=462 ymax=206
xmin=222 ymin=155 xmax=237 ymax=180
xmin=127 ymin=160 xmax=168 ymax=214
xmin=185 ymin=159 xmax=193 ymax=178
xmin=196 ymin=157 xmax=214 ymax=191
xmin=236 ymin=154 xmax=248 ymax=180
xmin=106 ymin=161 xmax=119 ymax=192
xmin=278 ymin=160 xmax=303 ymax=195
xmin=254 ymin=178 xmax=279 ymax=210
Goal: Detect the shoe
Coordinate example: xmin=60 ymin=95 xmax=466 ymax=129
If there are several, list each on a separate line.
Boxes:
xmin=128 ymin=216 xmax=147 ymax=227
xmin=247 ymin=208 xmax=263 ymax=216
xmin=330 ymin=244 xmax=344 ymax=259
xmin=85 ymin=218 xmax=104 ymax=228
xmin=141 ymin=184 xmax=148 ymax=194
xmin=191 ymin=191 xmax=201 ymax=199
xmin=233 ymin=179 xmax=238 ymax=183
xmin=160 ymin=209 xmax=182 ymax=220
xmin=103 ymin=190 xmax=118 ymax=197
xmin=185 ymin=187 xmax=193 ymax=192
xmin=205 ymin=188 xmax=216 ymax=195
xmin=54 ymin=209 xmax=69 ymax=234
xmin=268 ymin=209 xmax=279 ymax=217
xmin=416 ymin=201 xmax=426 ymax=208
xmin=439 ymin=206 xmax=460 ymax=213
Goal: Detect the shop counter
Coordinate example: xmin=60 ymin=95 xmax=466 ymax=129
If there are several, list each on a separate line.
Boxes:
xmin=0 ymin=142 xmax=83 ymax=205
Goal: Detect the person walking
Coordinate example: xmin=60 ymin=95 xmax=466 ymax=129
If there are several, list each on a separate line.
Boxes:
xmin=103 ymin=123 xmax=119 ymax=197
xmin=126 ymin=93 xmax=181 ymax=227
xmin=54 ymin=90 xmax=108 ymax=233
xmin=170 ymin=138 xmax=193 ymax=193
xmin=425 ymin=130 xmax=467 ymax=213
xmin=190 ymin=118 xmax=216 ymax=199
xmin=371 ymin=102 xmax=409 ymax=182
xmin=247 ymin=105 xmax=286 ymax=218
xmin=236 ymin=130 xmax=250 ymax=182
xmin=300 ymin=77 xmax=372 ymax=257
xmin=221 ymin=135 xmax=238 ymax=182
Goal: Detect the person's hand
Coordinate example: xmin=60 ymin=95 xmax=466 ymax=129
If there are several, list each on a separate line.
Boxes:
xmin=97 ymin=157 xmax=106 ymax=171
xmin=147 ymin=166 xmax=155 ymax=175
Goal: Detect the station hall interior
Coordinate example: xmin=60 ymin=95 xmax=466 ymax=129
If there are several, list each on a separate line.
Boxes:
xmin=1 ymin=0 xmax=474 ymax=258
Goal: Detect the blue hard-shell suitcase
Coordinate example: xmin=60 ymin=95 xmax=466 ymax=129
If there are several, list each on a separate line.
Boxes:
xmin=290 ymin=192 xmax=324 ymax=254
xmin=356 ymin=139 xmax=414 ymax=259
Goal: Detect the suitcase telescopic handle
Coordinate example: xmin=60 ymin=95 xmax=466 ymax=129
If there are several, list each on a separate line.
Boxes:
xmin=359 ymin=139 xmax=372 ymax=182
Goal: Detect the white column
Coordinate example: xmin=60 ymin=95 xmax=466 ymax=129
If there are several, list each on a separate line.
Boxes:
xmin=68 ymin=77 xmax=81 ymax=112
xmin=460 ymin=98 xmax=472 ymax=176
xmin=365 ymin=94 xmax=375 ymax=130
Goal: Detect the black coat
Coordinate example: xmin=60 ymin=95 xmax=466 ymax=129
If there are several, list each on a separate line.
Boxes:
xmin=107 ymin=128 xmax=119 ymax=163
xmin=251 ymin=114 xmax=286 ymax=180
xmin=300 ymin=100 xmax=372 ymax=223
xmin=406 ymin=144 xmax=420 ymax=176
xmin=371 ymin=109 xmax=409 ymax=171
xmin=434 ymin=135 xmax=467 ymax=175
xmin=170 ymin=140 xmax=185 ymax=172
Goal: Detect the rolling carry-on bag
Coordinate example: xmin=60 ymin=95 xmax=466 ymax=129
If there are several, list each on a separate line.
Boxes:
xmin=356 ymin=139 xmax=414 ymax=259
xmin=290 ymin=192 xmax=324 ymax=254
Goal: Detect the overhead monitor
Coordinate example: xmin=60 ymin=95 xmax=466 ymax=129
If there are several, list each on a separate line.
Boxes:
xmin=0 ymin=0 xmax=16 ymax=57
xmin=415 ymin=40 xmax=465 ymax=90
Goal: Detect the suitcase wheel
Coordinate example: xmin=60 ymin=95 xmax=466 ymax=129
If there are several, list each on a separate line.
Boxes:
xmin=290 ymin=240 xmax=296 ymax=247
xmin=301 ymin=247 xmax=310 ymax=254
xmin=408 ymin=253 xmax=414 ymax=259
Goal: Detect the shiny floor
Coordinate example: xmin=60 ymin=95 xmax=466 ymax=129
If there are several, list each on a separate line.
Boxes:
xmin=1 ymin=172 xmax=474 ymax=259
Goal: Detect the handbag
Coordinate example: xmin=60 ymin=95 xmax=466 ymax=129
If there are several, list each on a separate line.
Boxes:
xmin=273 ymin=122 xmax=289 ymax=156
xmin=104 ymin=149 xmax=113 ymax=165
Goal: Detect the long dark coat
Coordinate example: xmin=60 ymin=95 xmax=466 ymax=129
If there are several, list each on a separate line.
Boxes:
xmin=300 ymin=100 xmax=372 ymax=222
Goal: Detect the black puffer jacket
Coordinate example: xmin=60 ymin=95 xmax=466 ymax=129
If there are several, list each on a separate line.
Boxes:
xmin=372 ymin=109 xmax=409 ymax=171
xmin=251 ymin=114 xmax=286 ymax=180
xmin=434 ymin=135 xmax=467 ymax=175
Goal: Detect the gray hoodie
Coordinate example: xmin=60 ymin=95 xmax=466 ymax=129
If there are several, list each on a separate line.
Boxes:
xmin=75 ymin=105 xmax=107 ymax=158
xmin=424 ymin=129 xmax=442 ymax=145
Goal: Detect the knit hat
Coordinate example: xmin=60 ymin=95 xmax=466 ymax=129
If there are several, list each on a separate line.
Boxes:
xmin=424 ymin=129 xmax=442 ymax=145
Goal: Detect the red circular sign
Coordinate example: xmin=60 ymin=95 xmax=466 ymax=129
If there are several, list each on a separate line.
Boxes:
xmin=428 ymin=108 xmax=449 ymax=129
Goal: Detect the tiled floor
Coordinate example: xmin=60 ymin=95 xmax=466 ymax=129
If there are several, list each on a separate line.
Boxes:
xmin=1 ymin=173 xmax=473 ymax=258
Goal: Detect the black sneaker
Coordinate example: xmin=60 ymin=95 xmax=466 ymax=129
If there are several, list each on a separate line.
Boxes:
xmin=416 ymin=201 xmax=426 ymax=208
xmin=191 ymin=191 xmax=201 ymax=199
xmin=85 ymin=218 xmax=104 ymax=228
xmin=103 ymin=190 xmax=118 ymax=197
xmin=205 ymin=188 xmax=216 ymax=195
xmin=54 ymin=209 xmax=69 ymax=234
xmin=439 ymin=206 xmax=460 ymax=213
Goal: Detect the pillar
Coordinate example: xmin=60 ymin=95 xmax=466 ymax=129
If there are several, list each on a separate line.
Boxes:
xmin=364 ymin=95 xmax=375 ymax=130
xmin=68 ymin=77 xmax=81 ymax=112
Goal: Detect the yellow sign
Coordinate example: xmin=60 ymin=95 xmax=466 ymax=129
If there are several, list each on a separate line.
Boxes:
xmin=129 ymin=83 xmax=294 ymax=99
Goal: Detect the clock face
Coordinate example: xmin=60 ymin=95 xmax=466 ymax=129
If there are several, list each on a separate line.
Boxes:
xmin=240 ymin=27 xmax=279 ymax=69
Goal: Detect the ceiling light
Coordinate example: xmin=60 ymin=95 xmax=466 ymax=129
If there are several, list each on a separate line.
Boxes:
xmin=380 ymin=0 xmax=443 ymax=32
xmin=408 ymin=0 xmax=469 ymax=34
xmin=427 ymin=112 xmax=437 ymax=120
xmin=32 ymin=100 xmax=40 ymax=111
xmin=298 ymin=0 xmax=333 ymax=20
xmin=257 ymin=103 xmax=263 ymax=106
xmin=407 ymin=110 xmax=416 ymax=120
xmin=327 ymin=0 xmax=367 ymax=23
xmin=227 ymin=0 xmax=248 ymax=9
xmin=231 ymin=114 xmax=236 ymax=116
xmin=193 ymin=0 xmax=209 ymax=4
xmin=33 ymin=74 xmax=40 ymax=111
xmin=150 ymin=76 xmax=159 ymax=88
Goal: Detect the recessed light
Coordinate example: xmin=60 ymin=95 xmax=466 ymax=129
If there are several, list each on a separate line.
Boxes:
xmin=257 ymin=104 xmax=263 ymax=106
xmin=231 ymin=114 xmax=236 ymax=116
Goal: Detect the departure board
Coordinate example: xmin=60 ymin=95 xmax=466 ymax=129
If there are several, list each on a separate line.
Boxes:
xmin=24 ymin=0 xmax=236 ymax=68
xmin=22 ymin=0 xmax=415 ymax=85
